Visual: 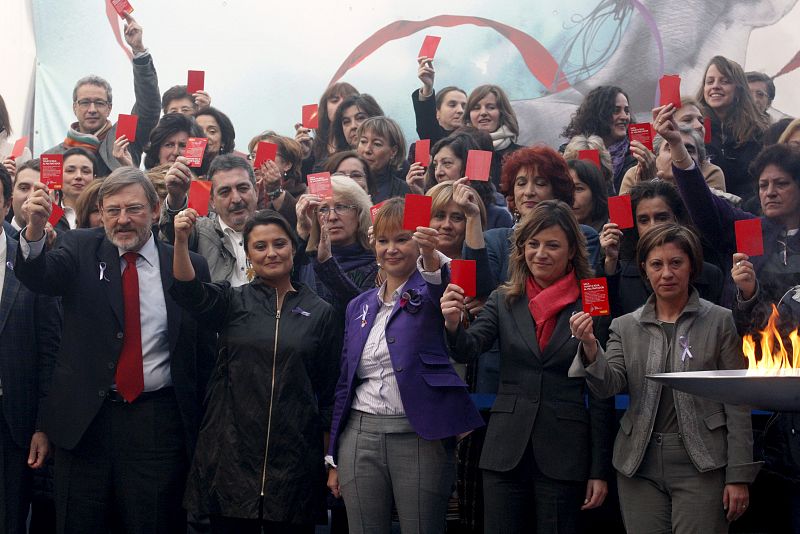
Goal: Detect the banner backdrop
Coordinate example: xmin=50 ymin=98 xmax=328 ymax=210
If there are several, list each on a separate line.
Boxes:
xmin=25 ymin=0 xmax=800 ymax=155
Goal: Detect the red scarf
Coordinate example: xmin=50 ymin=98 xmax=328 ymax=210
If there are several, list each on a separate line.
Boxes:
xmin=525 ymin=271 xmax=579 ymax=351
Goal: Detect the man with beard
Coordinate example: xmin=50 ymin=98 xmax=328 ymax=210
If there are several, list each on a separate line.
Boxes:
xmin=159 ymin=154 xmax=257 ymax=285
xmin=14 ymin=167 xmax=215 ymax=534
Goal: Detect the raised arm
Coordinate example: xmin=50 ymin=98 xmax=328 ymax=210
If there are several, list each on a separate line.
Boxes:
xmin=122 ymin=14 xmax=161 ymax=163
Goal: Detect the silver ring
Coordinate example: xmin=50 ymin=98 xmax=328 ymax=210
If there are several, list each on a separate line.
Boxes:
xmin=736 ymin=261 xmax=742 ymax=267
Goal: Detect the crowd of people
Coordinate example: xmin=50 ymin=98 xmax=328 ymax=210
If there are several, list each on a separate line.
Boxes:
xmin=2 ymin=11 xmax=800 ymax=534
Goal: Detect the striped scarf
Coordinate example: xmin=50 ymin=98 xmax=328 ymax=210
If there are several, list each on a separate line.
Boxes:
xmin=63 ymin=121 xmax=113 ymax=153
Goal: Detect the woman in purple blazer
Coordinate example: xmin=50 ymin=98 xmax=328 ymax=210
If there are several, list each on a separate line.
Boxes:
xmin=326 ymin=197 xmax=484 ymax=534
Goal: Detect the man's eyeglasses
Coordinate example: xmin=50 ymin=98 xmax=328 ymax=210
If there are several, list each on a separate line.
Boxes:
xmin=75 ymin=99 xmax=110 ymax=111
xmin=333 ymin=171 xmax=366 ymax=180
xmin=318 ymin=204 xmax=358 ymax=216
xmin=103 ymin=204 xmax=147 ymax=218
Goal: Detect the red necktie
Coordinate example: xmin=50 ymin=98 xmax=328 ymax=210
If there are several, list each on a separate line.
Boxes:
xmin=115 ymin=252 xmax=144 ymax=402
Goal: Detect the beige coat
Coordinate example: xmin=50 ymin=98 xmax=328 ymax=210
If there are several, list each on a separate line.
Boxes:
xmin=618 ymin=160 xmax=725 ymax=195
xmin=569 ymin=290 xmax=761 ymax=484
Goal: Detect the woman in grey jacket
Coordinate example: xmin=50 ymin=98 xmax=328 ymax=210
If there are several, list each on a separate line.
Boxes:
xmin=569 ymin=223 xmax=760 ymax=533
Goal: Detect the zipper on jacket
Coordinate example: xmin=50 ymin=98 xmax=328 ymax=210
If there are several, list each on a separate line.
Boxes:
xmin=258 ymin=294 xmax=281 ymax=522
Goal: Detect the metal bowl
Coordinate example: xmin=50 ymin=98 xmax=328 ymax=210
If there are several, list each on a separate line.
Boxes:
xmin=646 ymin=370 xmax=800 ymax=412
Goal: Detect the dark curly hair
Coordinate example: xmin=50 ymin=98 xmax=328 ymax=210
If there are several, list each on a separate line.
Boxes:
xmin=331 ymin=94 xmax=384 ymax=152
xmin=195 ymin=106 xmax=237 ymax=155
xmin=143 ymin=113 xmax=206 ymax=170
xmin=500 ymin=145 xmax=574 ymax=213
xmin=562 ymin=85 xmax=632 ymax=141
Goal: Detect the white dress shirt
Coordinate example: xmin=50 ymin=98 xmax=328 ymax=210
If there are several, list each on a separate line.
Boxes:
xmin=63 ymin=205 xmax=77 ymax=230
xmin=20 ymin=231 xmax=172 ymax=391
xmin=218 ymin=217 xmax=249 ymax=287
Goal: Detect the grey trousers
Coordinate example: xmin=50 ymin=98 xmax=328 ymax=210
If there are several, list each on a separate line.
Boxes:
xmin=617 ymin=432 xmax=728 ymax=534
xmin=337 ymin=411 xmax=456 ymax=534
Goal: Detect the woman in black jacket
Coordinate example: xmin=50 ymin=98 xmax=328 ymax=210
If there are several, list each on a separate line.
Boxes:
xmin=171 ymin=209 xmax=341 ymax=533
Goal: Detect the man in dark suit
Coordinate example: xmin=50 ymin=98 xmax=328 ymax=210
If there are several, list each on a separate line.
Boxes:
xmin=0 ymin=166 xmax=60 ymax=534
xmin=16 ymin=167 xmax=215 ymax=534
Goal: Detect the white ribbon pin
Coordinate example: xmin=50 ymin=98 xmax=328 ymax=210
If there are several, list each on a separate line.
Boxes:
xmin=679 ymin=335 xmax=693 ymax=362
xmin=359 ymin=304 xmax=369 ymax=328
xmin=98 ymin=262 xmax=109 ymax=282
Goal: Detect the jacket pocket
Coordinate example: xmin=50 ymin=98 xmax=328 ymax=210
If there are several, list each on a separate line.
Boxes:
xmin=419 ymin=352 xmax=451 ymax=366
xmin=555 ymin=401 xmax=590 ymax=424
xmin=421 ymin=372 xmax=468 ymax=388
xmin=490 ymin=394 xmax=517 ymax=413
xmin=704 ymin=411 xmax=727 ymax=430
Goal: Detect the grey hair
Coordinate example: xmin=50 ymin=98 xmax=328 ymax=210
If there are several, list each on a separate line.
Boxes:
xmin=73 ymin=75 xmax=113 ymax=104
xmin=98 ymin=167 xmax=159 ymax=209
xmin=653 ymin=126 xmax=707 ymax=165
xmin=306 ymin=174 xmax=374 ymax=252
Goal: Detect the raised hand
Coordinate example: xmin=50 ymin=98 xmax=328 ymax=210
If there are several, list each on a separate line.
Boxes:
xmin=113 ymin=135 xmax=134 ymax=167
xmin=413 ymin=226 xmax=440 ymax=271
xmin=165 ymin=157 xmax=194 ymax=208
xmin=174 ymin=208 xmax=198 ymax=243
xmin=22 ymin=183 xmax=52 ymax=241
xmin=122 ymin=14 xmax=145 ymax=54
xmin=192 ymin=90 xmax=211 ymax=111
xmin=294 ymin=193 xmax=322 ymax=240
xmin=731 ymin=252 xmax=757 ymax=300
xmin=441 ymin=283 xmax=466 ymax=332
xmin=569 ymin=311 xmax=598 ymax=362
xmin=417 ymin=56 xmax=435 ymax=98
xmin=405 ymin=162 xmax=426 ymax=194
xmin=453 ymin=178 xmax=482 ymax=219
xmin=599 ymin=222 xmax=623 ymax=274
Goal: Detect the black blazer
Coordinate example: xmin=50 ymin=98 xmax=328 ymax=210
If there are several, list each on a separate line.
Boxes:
xmin=15 ymin=227 xmax=216 ymax=454
xmin=0 ymin=236 xmax=61 ymax=448
xmin=449 ymin=289 xmax=615 ymax=482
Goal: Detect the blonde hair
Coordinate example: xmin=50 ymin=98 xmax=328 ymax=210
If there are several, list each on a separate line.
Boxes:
xmin=306 ymin=174 xmax=373 ymax=252
xmin=355 ymin=117 xmax=407 ymax=172
xmin=426 ymin=181 xmax=487 ymax=228
xmin=778 ymin=118 xmax=800 ymax=145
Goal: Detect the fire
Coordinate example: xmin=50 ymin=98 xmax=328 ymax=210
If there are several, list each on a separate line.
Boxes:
xmin=742 ymin=304 xmax=800 ymax=376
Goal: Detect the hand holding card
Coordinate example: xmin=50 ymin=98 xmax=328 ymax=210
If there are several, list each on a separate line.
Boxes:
xmin=735 ymin=219 xmax=764 ymax=257
xmin=111 ymin=0 xmax=134 ymax=17
xmin=450 ymin=259 xmax=477 ymax=297
xmin=581 ymin=278 xmax=610 ymax=316
xmin=403 ymin=194 xmax=432 ymax=231
xmin=608 ymin=195 xmax=634 ymax=229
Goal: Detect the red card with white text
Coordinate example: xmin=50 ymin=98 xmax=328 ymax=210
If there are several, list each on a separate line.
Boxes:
xmin=465 ymin=150 xmax=492 ymax=181
xmin=307 ymin=172 xmax=333 ymax=200
xmin=184 ymin=138 xmax=208 ymax=167
xmin=370 ymin=201 xmax=386 ymax=223
xmin=188 ymin=181 xmax=212 ymax=216
xmin=628 ymin=123 xmax=654 ymax=152
xmin=116 ymin=114 xmax=138 ymax=142
xmin=110 ymin=0 xmax=134 ymax=17
xmin=735 ymin=219 xmax=764 ymax=257
xmin=659 ymin=74 xmax=682 ymax=108
xmin=415 ymin=139 xmax=431 ymax=167
xmin=10 ymin=137 xmax=28 ymax=159
xmin=450 ymin=259 xmax=477 ymax=297
xmin=578 ymin=149 xmax=601 ymax=170
xmin=418 ymin=35 xmax=442 ymax=59
xmin=581 ymin=277 xmax=610 ymax=316
xmin=403 ymin=194 xmax=432 ymax=231
xmin=40 ymin=154 xmax=63 ymax=190
xmin=187 ymin=70 xmax=205 ymax=94
xmin=608 ymin=195 xmax=634 ymax=229
xmin=48 ymin=203 xmax=65 ymax=227
xmin=302 ymin=104 xmax=319 ymax=129
xmin=253 ymin=141 xmax=278 ymax=169
xmin=704 ymin=117 xmax=712 ymax=144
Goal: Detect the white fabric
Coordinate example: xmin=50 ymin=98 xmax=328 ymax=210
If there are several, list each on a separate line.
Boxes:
xmin=218 ymin=217 xmax=249 ymax=287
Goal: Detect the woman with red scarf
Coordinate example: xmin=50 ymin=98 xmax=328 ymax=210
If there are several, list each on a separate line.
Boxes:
xmin=440 ymin=200 xmax=615 ymax=533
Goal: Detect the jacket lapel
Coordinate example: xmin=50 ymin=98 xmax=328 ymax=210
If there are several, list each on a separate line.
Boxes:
xmin=0 ymin=237 xmax=21 ymax=335
xmin=510 ymin=296 xmax=542 ymax=359
xmin=156 ymin=240 xmax=182 ymax=351
xmin=97 ymin=236 xmax=124 ymax=328
xmin=541 ymin=300 xmax=580 ymax=360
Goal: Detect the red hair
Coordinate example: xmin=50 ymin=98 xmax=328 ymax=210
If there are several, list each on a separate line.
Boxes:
xmin=500 ymin=145 xmax=574 ymax=213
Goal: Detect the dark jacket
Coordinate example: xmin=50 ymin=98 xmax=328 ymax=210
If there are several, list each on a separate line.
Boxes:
xmin=448 ymin=289 xmax=615 ymax=481
xmin=371 ymin=167 xmax=411 ymax=204
xmin=705 ymin=117 xmax=763 ymax=204
xmin=411 ymin=88 xmax=452 ymax=146
xmin=174 ymin=280 xmax=341 ymax=523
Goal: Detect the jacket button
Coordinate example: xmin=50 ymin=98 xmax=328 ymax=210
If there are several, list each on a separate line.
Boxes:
xmin=98 ymin=390 xmax=106 ymax=397
xmin=116 ymin=332 xmax=124 ymax=339
xmin=387 ymin=337 xmax=395 ymax=343
xmin=108 ymin=362 xmax=115 ymax=369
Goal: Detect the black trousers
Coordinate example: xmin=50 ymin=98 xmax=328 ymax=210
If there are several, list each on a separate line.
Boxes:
xmin=209 ymin=515 xmax=315 ymax=534
xmin=54 ymin=389 xmax=187 ymax=534
xmin=0 ymin=398 xmax=32 ymax=534
xmin=482 ymin=445 xmax=585 ymax=534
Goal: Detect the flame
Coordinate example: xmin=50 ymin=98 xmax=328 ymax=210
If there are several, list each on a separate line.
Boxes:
xmin=743 ymin=304 xmax=800 ymax=376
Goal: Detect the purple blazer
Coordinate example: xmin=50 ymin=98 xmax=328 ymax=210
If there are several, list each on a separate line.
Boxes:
xmin=328 ymin=268 xmax=484 ymax=461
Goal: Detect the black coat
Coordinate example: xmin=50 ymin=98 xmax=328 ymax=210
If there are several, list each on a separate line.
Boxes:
xmin=706 ymin=118 xmax=763 ymax=204
xmin=173 ymin=280 xmax=342 ymax=523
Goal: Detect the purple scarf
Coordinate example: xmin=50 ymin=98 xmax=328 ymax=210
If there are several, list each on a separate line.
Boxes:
xmin=607 ymin=137 xmax=630 ymax=180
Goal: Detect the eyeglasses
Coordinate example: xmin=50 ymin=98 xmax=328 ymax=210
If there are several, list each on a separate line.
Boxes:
xmin=75 ymin=99 xmax=110 ymax=110
xmin=102 ymin=204 xmax=147 ymax=218
xmin=333 ymin=171 xmax=366 ymax=180
xmin=318 ymin=204 xmax=358 ymax=216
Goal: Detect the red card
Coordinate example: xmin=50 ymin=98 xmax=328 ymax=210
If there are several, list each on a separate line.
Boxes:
xmin=735 ymin=219 xmax=764 ymax=257
xmin=370 ymin=201 xmax=386 ymax=223
xmin=187 ymin=70 xmax=205 ymax=94
xmin=415 ymin=139 xmax=431 ymax=167
xmin=418 ymin=35 xmax=442 ymax=59
xmin=402 ymin=194 xmax=432 ymax=231
xmin=465 ymin=150 xmax=492 ymax=181
xmin=253 ymin=141 xmax=278 ymax=169
xmin=40 ymin=154 xmax=63 ymax=190
xmin=307 ymin=172 xmax=333 ymax=200
xmin=116 ymin=114 xmax=138 ymax=142
xmin=48 ymin=203 xmax=65 ymax=227
xmin=450 ymin=259 xmax=477 ymax=297
xmin=581 ymin=277 xmax=610 ymax=316
xmin=659 ymin=74 xmax=682 ymax=109
xmin=628 ymin=123 xmax=654 ymax=152
xmin=184 ymin=137 xmax=208 ymax=168
xmin=110 ymin=0 xmax=134 ymax=17
xmin=10 ymin=137 xmax=28 ymax=159
xmin=704 ymin=117 xmax=712 ymax=144
xmin=188 ymin=181 xmax=212 ymax=216
xmin=608 ymin=195 xmax=634 ymax=229
xmin=578 ymin=149 xmax=601 ymax=170
xmin=302 ymin=104 xmax=319 ymax=130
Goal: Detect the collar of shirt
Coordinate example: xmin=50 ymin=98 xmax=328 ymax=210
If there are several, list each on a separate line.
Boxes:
xmin=217 ymin=216 xmax=243 ymax=239
xmin=119 ymin=232 xmax=158 ymax=268
xmin=11 ymin=218 xmax=22 ymax=231
xmin=62 ymin=205 xmax=77 ymax=230
xmin=376 ymin=279 xmax=407 ymax=307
